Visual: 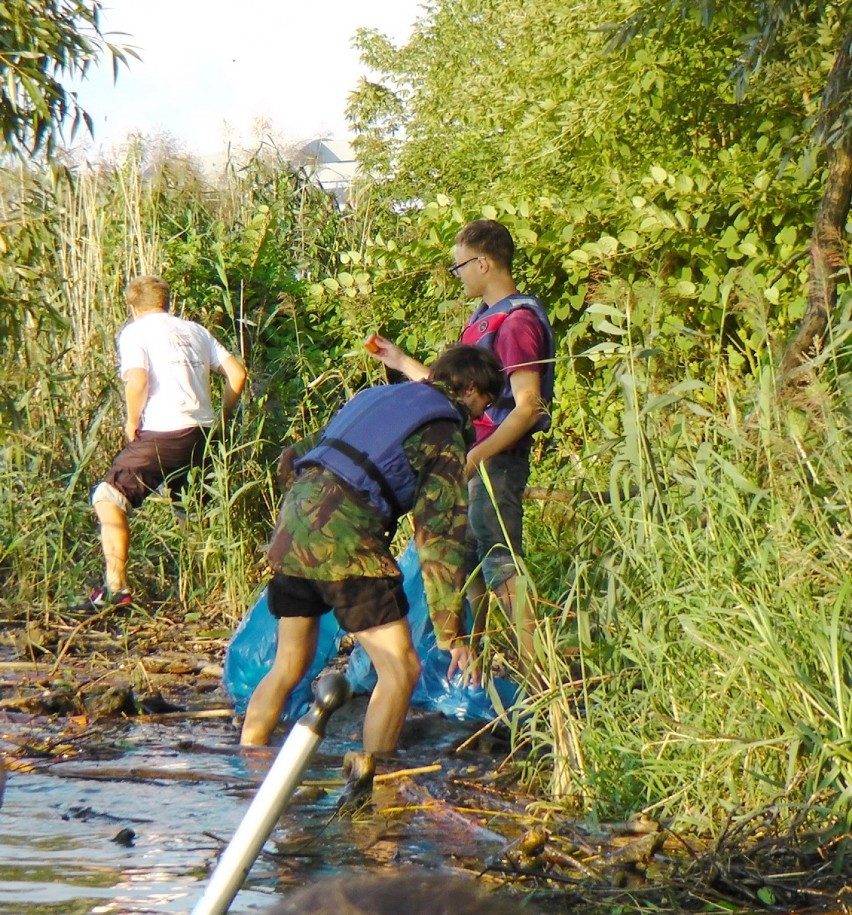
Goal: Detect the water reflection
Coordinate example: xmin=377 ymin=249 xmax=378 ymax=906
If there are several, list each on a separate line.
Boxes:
xmin=0 ymin=704 xmax=517 ymax=914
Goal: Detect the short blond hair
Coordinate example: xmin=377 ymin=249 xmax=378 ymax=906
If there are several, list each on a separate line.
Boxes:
xmin=125 ymin=275 xmax=170 ymax=313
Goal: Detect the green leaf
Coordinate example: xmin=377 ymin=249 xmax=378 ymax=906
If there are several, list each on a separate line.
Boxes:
xmin=674 ymin=173 xmax=694 ymax=193
xmin=775 ymin=225 xmax=798 ymax=247
xmin=717 ymin=456 xmax=768 ymax=496
xmin=195 ymin=628 xmax=232 ymax=639
xmin=596 ymin=319 xmax=627 ymax=336
xmin=586 ymin=302 xmax=624 ymax=319
xmin=581 ymin=341 xmax=621 ymax=358
xmin=757 ymin=888 xmax=776 ymax=906
xmin=598 ymin=235 xmax=619 ymax=256
xmin=718 ymin=226 xmax=739 ymax=249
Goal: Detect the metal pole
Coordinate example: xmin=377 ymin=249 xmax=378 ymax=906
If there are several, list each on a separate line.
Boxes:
xmin=191 ymin=672 xmax=352 ymax=915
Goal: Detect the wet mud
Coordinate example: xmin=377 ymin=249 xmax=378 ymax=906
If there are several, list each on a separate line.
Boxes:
xmin=1 ymin=607 xmax=849 ymax=914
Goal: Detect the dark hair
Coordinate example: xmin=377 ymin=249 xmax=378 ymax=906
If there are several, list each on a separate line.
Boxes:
xmin=125 ymin=275 xmax=170 ymax=312
xmin=265 ymin=870 xmax=525 ymax=915
xmin=456 ymin=219 xmax=514 ymax=271
xmin=428 ymin=343 xmax=503 ymax=402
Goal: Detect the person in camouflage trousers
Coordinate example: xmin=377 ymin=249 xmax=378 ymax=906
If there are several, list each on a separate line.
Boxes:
xmin=239 ymin=344 xmax=504 ymax=755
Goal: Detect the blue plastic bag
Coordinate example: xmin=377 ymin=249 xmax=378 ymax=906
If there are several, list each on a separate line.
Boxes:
xmin=223 ymin=587 xmax=344 ymax=720
xmin=347 ymin=540 xmax=518 ymax=720
xmin=223 ymin=540 xmax=519 ymax=722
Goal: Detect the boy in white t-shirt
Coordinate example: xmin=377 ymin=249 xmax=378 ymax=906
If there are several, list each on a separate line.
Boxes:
xmin=73 ymin=275 xmax=247 ymax=612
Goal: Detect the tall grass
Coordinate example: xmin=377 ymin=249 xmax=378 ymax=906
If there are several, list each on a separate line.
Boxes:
xmin=3 ymin=144 xmax=850 ymax=836
xmin=512 ymin=293 xmax=852 ymax=829
xmin=1 ymin=142 xmax=352 ymax=619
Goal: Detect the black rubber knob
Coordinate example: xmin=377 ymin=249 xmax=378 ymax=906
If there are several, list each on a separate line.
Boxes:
xmin=298 ymin=672 xmax=352 ymax=736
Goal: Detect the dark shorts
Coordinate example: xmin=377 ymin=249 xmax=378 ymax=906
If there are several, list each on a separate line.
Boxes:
xmin=101 ymin=426 xmax=210 ymax=509
xmin=466 ymin=449 xmax=530 ymax=587
xmin=267 ymin=572 xmax=409 ymax=633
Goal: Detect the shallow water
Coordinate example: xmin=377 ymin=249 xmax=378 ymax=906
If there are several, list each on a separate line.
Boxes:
xmin=0 ymin=701 xmax=520 ymax=914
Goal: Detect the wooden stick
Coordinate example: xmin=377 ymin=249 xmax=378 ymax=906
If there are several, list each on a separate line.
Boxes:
xmin=524 ymin=486 xmax=575 ymax=504
xmin=137 ymin=708 xmax=234 ymax=722
xmin=524 ymin=485 xmax=641 ymax=504
xmin=301 ymin=762 xmax=442 ymax=788
xmin=0 ymin=662 xmax=50 ymax=672
xmin=50 ymin=605 xmax=118 ymax=676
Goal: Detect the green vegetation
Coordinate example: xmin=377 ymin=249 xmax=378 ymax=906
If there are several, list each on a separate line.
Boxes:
xmin=1 ymin=0 xmax=850 ymax=844
xmin=0 ymin=0 xmax=134 ymax=157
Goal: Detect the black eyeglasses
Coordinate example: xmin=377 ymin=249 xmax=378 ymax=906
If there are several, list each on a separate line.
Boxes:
xmin=448 ymin=255 xmax=482 ymax=277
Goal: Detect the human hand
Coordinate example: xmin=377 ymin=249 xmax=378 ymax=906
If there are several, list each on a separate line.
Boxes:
xmin=124 ymin=422 xmax=140 ymax=442
xmin=447 ymin=641 xmax=480 ymax=688
xmin=466 ymin=442 xmax=492 ymax=480
xmin=364 ymin=335 xmax=406 ymax=371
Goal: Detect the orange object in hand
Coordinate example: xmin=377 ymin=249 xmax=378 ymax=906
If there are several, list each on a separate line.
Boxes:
xmin=364 ymin=334 xmax=381 ymax=353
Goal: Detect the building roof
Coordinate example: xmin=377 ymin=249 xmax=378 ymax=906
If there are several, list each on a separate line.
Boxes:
xmin=301 ymin=139 xmax=357 ymax=205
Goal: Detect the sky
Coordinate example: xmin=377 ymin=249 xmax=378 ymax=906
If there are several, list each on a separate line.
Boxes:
xmin=71 ymin=0 xmax=423 ymax=157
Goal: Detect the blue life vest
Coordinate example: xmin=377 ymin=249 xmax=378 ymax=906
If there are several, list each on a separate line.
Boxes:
xmin=293 ymin=382 xmax=463 ymax=523
xmin=460 ymin=294 xmax=555 ymax=435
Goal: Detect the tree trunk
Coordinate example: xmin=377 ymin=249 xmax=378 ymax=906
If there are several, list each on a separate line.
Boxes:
xmin=781 ymin=29 xmax=852 ymax=381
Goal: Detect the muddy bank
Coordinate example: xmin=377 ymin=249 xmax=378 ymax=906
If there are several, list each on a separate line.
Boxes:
xmin=1 ymin=604 xmax=849 ymax=914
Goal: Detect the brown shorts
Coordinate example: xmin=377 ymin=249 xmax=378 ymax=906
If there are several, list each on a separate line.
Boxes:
xmin=100 ymin=426 xmax=210 ymax=509
xmin=267 ymin=572 xmax=409 ymax=633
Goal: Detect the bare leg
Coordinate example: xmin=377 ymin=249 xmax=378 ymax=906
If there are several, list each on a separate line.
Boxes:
xmin=240 ymin=616 xmax=319 ymax=746
xmin=94 ymin=501 xmax=131 ymax=593
xmin=354 ymin=619 xmax=421 ymax=753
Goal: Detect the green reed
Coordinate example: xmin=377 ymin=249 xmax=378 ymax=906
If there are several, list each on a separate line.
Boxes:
xmin=513 ymin=298 xmax=852 ymax=828
xmin=1 ymin=142 xmax=351 ymax=619
xmin=3 ymin=143 xmax=851 ymax=837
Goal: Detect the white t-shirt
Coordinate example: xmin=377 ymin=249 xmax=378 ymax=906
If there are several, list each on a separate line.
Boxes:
xmin=118 ymin=311 xmax=233 ymax=431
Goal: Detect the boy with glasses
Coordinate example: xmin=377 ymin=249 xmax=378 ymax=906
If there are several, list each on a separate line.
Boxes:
xmin=367 ymin=219 xmax=555 ymax=672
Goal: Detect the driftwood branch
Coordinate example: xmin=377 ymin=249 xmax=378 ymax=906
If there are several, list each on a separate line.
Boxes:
xmin=525 ymin=486 xmax=640 ymax=504
xmin=525 ymin=486 xmax=574 ymax=504
xmin=50 ymin=604 xmax=118 ymax=676
xmin=781 ymin=28 xmax=852 ymax=380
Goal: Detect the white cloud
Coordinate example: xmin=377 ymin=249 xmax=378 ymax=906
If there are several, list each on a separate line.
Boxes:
xmin=73 ymin=0 xmax=420 ymax=155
